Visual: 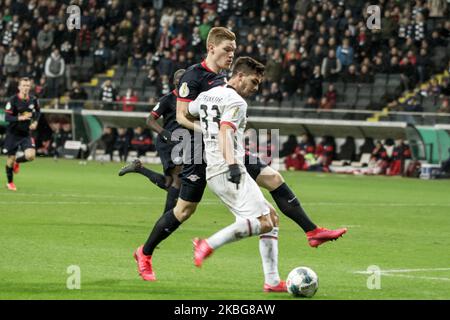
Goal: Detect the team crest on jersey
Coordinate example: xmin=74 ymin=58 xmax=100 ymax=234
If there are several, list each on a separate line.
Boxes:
xmin=187 ymin=174 xmax=201 ymax=182
xmin=179 ymin=82 xmax=190 ymax=98
xmin=5 ymin=102 xmax=11 ymax=110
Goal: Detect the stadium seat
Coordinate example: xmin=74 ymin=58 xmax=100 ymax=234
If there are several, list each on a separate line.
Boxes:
xmin=345 ymin=84 xmax=359 ymax=107
xmin=355 ymin=98 xmax=371 ymax=110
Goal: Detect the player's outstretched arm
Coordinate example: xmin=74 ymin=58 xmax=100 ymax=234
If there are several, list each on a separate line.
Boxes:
xmin=147 ymin=114 xmax=172 ymax=144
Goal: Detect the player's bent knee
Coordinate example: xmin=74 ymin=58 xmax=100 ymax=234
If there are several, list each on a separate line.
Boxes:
xmin=269 ymin=211 xmax=279 ymax=227
xmin=173 ymin=200 xmax=198 ymax=222
xmin=25 ymin=149 xmax=36 ymax=161
xmin=270 ymin=171 xmax=284 ymax=188
xmin=259 ymin=215 xmax=274 ymax=233
xmin=257 ymin=167 xmax=285 ymax=191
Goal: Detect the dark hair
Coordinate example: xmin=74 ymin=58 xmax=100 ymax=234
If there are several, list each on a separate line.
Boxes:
xmin=231 ymin=56 xmax=265 ymax=78
xmin=19 ymin=77 xmax=31 ymax=84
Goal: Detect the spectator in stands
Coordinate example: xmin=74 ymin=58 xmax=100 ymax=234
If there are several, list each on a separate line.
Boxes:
xmin=314 ymin=136 xmax=336 ymax=171
xmin=170 ymin=33 xmax=187 ymax=53
xmin=157 ymin=49 xmax=174 ymax=78
xmin=308 ymin=65 xmax=323 ymax=100
xmin=50 ymin=122 xmax=63 ymax=158
xmin=368 ymin=141 xmax=390 ymax=175
xmin=336 ymin=38 xmax=354 ymax=69
xmin=34 ymin=77 xmax=49 ymax=98
xmin=343 ymin=64 xmax=358 ymax=83
xmin=267 ymin=82 xmax=283 ymax=106
xmin=45 ymin=48 xmax=66 ymax=98
xmin=325 ymin=83 xmax=337 ymax=108
xmin=265 ymin=49 xmax=283 ymax=85
xmin=114 ymin=128 xmax=131 ymax=162
xmin=358 ymin=137 xmax=376 ymax=159
xmin=279 ymin=135 xmax=298 ymax=158
xmin=285 ymin=133 xmax=316 ymax=171
xmin=116 ymin=36 xmax=130 ymax=65
xmin=438 ymin=98 xmax=450 ymax=113
xmin=3 ymin=47 xmax=20 ymax=77
xmin=338 ymin=136 xmax=357 ymax=164
xmin=131 ymin=126 xmax=153 ymax=157
xmin=144 ymin=67 xmax=160 ymax=89
xmin=120 ymin=88 xmax=139 ymax=112
xmin=281 ymin=64 xmax=301 ymax=101
xmin=37 ymin=23 xmax=54 ymax=55
xmin=69 ymin=81 xmax=88 ymax=109
xmin=416 ymin=48 xmax=431 ymax=83
xmin=99 ymin=79 xmax=117 ymax=110
xmin=305 ymin=97 xmax=318 ymax=109
xmin=93 ymin=41 xmax=111 ymax=74
xmin=77 ymin=24 xmax=91 ymax=58
xmin=359 ymin=65 xmax=374 ymax=83
xmin=100 ymin=127 xmax=116 ymax=161
xmin=321 ymin=49 xmax=342 ymax=82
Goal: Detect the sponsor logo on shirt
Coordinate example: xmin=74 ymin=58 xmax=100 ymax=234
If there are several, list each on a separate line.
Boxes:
xmin=187 ymin=174 xmax=201 ymax=182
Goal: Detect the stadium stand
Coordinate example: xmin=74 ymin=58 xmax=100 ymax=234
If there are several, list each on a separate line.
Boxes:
xmin=0 ymin=0 xmax=449 ymax=175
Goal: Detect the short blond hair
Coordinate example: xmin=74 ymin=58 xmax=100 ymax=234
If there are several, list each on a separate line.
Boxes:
xmin=206 ymin=27 xmax=236 ymax=50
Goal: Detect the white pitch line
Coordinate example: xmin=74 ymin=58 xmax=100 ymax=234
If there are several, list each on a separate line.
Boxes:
xmin=3 ymin=194 xmax=450 ymax=207
xmin=354 ymin=268 xmax=450 ymax=274
xmin=382 ymin=273 xmax=450 ymax=282
xmin=0 ymin=200 xmax=222 ymax=206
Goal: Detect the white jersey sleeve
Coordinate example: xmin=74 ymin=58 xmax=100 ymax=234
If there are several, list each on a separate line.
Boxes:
xmin=220 ymin=93 xmax=247 ymax=132
xmin=188 ymin=99 xmax=200 ymax=118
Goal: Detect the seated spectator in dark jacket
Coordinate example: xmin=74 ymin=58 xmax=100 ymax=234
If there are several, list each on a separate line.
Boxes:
xmin=308 ymin=65 xmax=323 ymax=100
xmin=343 ymin=64 xmax=358 ymax=82
xmin=131 ymin=126 xmax=153 ymax=157
xmin=368 ymin=141 xmax=390 ymax=175
xmin=144 ymin=68 xmax=160 ymax=88
xmin=114 ymin=127 xmax=131 ymax=162
xmin=358 ymin=65 xmax=374 ymax=83
xmin=281 ymin=64 xmax=300 ymax=100
xmin=69 ymin=81 xmax=88 ymax=109
xmin=100 ymin=127 xmax=116 ymax=161
xmin=305 ymin=97 xmax=318 ymax=109
xmin=267 ymin=82 xmax=283 ymax=105
xmin=93 ymin=41 xmax=111 ymax=73
xmin=279 ymin=135 xmax=298 ymax=158
xmin=321 ymin=49 xmax=342 ymax=82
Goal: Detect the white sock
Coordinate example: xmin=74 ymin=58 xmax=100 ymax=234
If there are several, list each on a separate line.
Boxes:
xmin=259 ymin=227 xmax=281 ymax=286
xmin=207 ymin=218 xmax=261 ymax=250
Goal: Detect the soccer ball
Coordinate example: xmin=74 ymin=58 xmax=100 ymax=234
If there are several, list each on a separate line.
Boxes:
xmin=286 ymin=266 xmax=319 ymax=298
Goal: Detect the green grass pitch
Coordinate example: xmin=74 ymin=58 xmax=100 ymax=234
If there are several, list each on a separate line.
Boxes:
xmin=0 ymin=157 xmax=449 ymax=300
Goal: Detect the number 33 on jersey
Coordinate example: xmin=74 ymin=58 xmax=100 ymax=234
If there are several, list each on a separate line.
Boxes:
xmin=188 ymin=85 xmax=248 ymax=179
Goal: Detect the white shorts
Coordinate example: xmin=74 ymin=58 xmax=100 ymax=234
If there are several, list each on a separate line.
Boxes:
xmin=207 ymin=170 xmax=270 ymax=220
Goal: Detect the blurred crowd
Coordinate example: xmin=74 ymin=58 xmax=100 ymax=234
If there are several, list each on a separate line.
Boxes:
xmin=31 ymin=118 xmax=156 ymax=160
xmin=0 ymin=0 xmax=449 ymax=110
xmin=283 ymin=133 xmax=413 ymax=175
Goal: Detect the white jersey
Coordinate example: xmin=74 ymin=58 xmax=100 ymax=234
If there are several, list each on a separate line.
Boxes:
xmin=189 ymin=85 xmax=247 ymax=179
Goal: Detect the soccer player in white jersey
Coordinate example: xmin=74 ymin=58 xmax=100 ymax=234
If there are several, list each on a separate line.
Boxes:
xmin=188 ymin=57 xmax=286 ymax=291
